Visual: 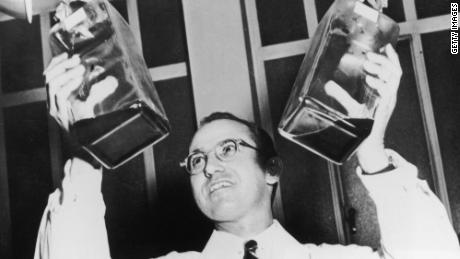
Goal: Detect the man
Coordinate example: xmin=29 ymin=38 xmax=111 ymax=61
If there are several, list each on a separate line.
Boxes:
xmin=35 ymin=45 xmax=460 ymax=258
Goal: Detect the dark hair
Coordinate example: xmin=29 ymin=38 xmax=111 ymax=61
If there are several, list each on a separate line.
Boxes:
xmin=199 ymin=112 xmax=278 ymax=168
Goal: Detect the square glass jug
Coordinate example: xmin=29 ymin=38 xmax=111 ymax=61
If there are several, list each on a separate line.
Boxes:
xmin=278 ymin=0 xmax=399 ymax=164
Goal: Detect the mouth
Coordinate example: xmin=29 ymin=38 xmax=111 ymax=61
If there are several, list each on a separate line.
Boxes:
xmin=209 ymin=180 xmax=234 ymax=194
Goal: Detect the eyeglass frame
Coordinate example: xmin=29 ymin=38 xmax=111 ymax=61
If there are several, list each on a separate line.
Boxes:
xmin=180 ymin=138 xmax=261 ymax=175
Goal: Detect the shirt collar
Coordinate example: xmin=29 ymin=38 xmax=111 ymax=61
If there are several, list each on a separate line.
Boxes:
xmin=201 ymin=220 xmax=303 ymax=259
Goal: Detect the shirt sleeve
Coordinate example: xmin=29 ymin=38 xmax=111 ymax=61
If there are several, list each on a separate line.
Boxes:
xmin=34 ymin=188 xmax=111 ymax=259
xmin=358 ymin=149 xmax=460 ymax=259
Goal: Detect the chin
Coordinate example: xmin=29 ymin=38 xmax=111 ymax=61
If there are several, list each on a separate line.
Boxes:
xmin=204 ymin=201 xmax=242 ymax=222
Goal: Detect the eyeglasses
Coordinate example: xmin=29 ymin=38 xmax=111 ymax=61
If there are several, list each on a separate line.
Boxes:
xmin=180 ymin=138 xmax=260 ymax=175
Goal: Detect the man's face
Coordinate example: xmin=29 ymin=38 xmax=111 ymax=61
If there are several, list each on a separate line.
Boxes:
xmin=188 ymin=119 xmax=277 ymax=223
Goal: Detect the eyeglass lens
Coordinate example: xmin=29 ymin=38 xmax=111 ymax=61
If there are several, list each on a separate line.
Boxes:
xmin=187 ymin=139 xmax=238 ymax=173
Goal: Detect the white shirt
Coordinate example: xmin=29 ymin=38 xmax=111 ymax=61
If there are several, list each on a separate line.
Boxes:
xmin=156 ymin=220 xmax=381 ymax=259
xmin=34 ymin=150 xmax=460 ymax=259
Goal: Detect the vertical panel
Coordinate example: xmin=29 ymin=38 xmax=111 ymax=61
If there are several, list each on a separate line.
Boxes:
xmin=40 ymin=12 xmax=63 ymax=189
xmin=4 ymin=102 xmax=53 ymax=259
xmin=402 ymin=0 xmax=452 ymax=221
xmin=386 ymin=39 xmax=434 ymax=189
xmin=255 ymin=0 xmax=308 ymax=45
xmin=0 ymin=110 xmax=12 ymax=259
xmin=339 ymin=38 xmax=436 ymax=247
xmin=265 ymin=55 xmax=339 ymax=244
xmin=152 ymin=77 xmax=213 ymax=255
xmin=340 ymin=157 xmax=380 ymax=246
xmin=138 ymin=0 xmax=187 ymax=67
xmin=182 ymin=0 xmax=254 ymax=122
xmin=302 ymin=0 xmax=319 ymax=37
xmin=415 ymin=0 xmax=452 ymax=19
xmin=422 ymin=30 xmax=460 ymax=234
xmin=0 ymin=15 xmax=43 ymax=93
xmin=102 ymin=156 xmax=154 ymax=259
xmin=243 ymin=0 xmax=286 ymax=223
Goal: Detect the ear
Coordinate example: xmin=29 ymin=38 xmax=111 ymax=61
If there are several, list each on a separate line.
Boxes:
xmin=264 ymin=157 xmax=283 ymax=185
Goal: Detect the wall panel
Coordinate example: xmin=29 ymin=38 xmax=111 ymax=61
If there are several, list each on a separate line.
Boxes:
xmin=152 ymin=77 xmax=213 ymax=255
xmin=265 ymin=54 xmax=339 ymax=244
xmin=0 ymin=16 xmax=43 ymax=93
xmin=422 ymin=30 xmax=460 ymax=234
xmin=256 ymin=0 xmax=308 ymax=45
xmin=4 ymin=102 xmax=53 ymax=259
xmin=138 ymin=0 xmax=187 ymax=67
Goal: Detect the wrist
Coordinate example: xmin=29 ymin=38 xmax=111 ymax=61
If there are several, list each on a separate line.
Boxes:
xmin=361 ymin=162 xmax=395 ymax=175
xmin=356 ymin=140 xmax=389 ymax=173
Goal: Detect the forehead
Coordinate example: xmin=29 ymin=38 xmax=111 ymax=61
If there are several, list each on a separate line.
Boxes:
xmin=189 ymin=119 xmax=253 ymax=152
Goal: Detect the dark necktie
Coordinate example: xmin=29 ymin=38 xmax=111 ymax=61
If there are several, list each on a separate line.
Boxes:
xmin=243 ymin=240 xmax=258 ymax=259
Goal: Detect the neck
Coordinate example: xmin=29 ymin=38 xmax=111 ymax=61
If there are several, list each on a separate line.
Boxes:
xmin=214 ymin=206 xmax=274 ymax=238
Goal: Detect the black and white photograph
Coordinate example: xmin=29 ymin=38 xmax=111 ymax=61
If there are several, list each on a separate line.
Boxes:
xmin=0 ymin=0 xmax=459 ymax=258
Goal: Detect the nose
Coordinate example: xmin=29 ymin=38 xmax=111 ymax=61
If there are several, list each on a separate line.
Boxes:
xmin=203 ymin=153 xmax=224 ymax=178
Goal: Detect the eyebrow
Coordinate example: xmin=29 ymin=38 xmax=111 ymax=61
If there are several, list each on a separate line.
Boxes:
xmin=190 ymin=148 xmax=203 ymax=154
xmin=189 ymin=138 xmax=230 ymax=154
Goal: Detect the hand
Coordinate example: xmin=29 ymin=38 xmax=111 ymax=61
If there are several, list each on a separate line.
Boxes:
xmin=357 ymin=44 xmax=402 ymax=172
xmin=323 ymin=44 xmax=402 ymax=171
xmin=44 ymin=53 xmax=118 ymax=131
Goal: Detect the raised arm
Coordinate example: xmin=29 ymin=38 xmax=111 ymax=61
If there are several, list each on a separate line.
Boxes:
xmin=309 ymin=44 xmax=460 ymax=259
xmin=34 ymin=158 xmax=111 ymax=259
xmin=355 ymin=45 xmax=460 ymax=258
xmin=34 ymin=53 xmax=116 ymax=259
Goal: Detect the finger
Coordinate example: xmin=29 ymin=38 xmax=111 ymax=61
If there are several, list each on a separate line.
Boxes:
xmin=48 ymin=90 xmax=58 ymax=118
xmin=48 ymin=64 xmax=85 ymax=90
xmin=86 ymin=76 xmax=119 ymax=106
xmin=365 ymin=75 xmax=387 ymax=96
xmin=45 ymin=55 xmax=81 ymax=84
xmin=363 ymin=61 xmax=392 ymax=82
xmin=55 ymin=98 xmax=73 ymax=129
xmin=325 ymin=81 xmax=364 ymax=116
xmin=44 ymin=53 xmax=69 ymax=75
xmin=48 ymin=64 xmax=85 ymax=122
xmin=366 ymin=52 xmax=399 ymax=75
xmin=54 ymin=77 xmax=84 ymax=125
xmin=57 ymin=74 xmax=85 ymax=103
